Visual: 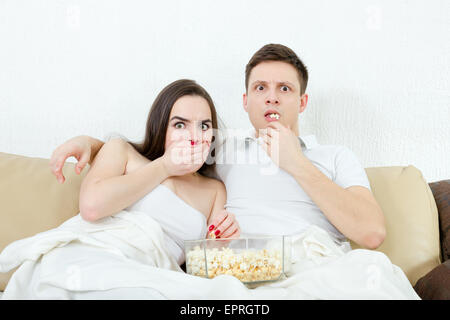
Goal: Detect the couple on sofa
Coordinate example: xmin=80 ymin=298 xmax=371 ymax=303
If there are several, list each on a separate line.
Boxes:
xmin=51 ymin=43 xmax=385 ymax=248
xmin=0 ymin=43 xmax=419 ymax=299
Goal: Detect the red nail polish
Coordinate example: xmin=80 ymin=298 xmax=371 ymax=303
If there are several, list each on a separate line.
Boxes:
xmin=215 ymin=230 xmax=220 ymax=236
xmin=209 ymin=225 xmax=215 ymax=231
xmin=190 ymin=140 xmax=195 ymax=146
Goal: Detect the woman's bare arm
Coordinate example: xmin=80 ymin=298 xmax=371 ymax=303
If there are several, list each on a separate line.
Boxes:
xmin=79 ymin=138 xmax=169 ymax=222
xmin=206 ymin=180 xmax=240 ymax=239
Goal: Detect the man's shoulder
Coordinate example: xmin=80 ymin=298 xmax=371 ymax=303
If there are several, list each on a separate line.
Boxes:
xmin=304 ymin=142 xmax=363 ymax=174
xmin=298 ymin=135 xmax=347 ymax=154
xmin=314 ymin=143 xmax=349 ymax=152
xmin=305 ymin=138 xmax=349 ymax=157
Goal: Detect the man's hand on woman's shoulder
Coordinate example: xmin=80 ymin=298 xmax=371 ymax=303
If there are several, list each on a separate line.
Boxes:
xmin=50 ymin=135 xmax=94 ymax=183
xmin=50 ymin=135 xmax=106 ymax=184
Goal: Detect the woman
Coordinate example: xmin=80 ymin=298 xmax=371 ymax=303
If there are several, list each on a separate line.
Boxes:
xmin=1 ymin=79 xmax=240 ymax=299
xmin=74 ymin=79 xmax=239 ymax=240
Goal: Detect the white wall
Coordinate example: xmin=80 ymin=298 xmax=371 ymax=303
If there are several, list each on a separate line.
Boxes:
xmin=1 ymin=0 xmax=449 ymax=182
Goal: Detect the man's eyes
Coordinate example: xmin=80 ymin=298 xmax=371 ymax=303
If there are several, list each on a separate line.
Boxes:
xmin=255 ymin=85 xmax=290 ymax=91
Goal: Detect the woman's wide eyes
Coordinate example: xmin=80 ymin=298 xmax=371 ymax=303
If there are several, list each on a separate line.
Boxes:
xmin=174 ymin=122 xmax=210 ymax=131
xmin=281 ymin=86 xmax=289 ymax=91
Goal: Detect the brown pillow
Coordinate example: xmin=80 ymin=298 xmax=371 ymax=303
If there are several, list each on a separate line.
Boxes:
xmin=0 ymin=152 xmax=88 ymax=291
xmin=428 ymin=180 xmax=450 ymax=261
xmin=413 ymin=259 xmax=450 ymax=300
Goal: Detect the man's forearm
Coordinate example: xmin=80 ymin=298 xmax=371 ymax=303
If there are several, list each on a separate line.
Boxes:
xmin=85 ymin=135 xmax=105 ymax=165
xmin=291 ymin=157 xmax=385 ymax=248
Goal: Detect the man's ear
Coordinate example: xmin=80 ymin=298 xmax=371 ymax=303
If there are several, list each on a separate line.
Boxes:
xmin=243 ymin=93 xmax=248 ymax=112
xmin=299 ymin=93 xmax=308 ymax=114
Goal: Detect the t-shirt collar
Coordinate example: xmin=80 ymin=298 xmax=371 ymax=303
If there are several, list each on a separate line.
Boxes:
xmin=243 ymin=128 xmax=317 ymax=150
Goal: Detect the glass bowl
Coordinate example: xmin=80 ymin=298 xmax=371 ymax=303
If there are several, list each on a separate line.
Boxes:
xmin=184 ymin=235 xmax=291 ymax=285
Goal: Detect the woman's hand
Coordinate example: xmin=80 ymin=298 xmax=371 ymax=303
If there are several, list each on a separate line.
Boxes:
xmin=49 ymin=135 xmax=93 ymax=184
xmin=161 ymin=139 xmax=210 ymax=177
xmin=207 ymin=209 xmax=240 ymax=239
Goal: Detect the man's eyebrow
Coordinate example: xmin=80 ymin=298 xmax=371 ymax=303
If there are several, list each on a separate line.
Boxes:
xmin=251 ymin=80 xmax=268 ymax=87
xmin=170 ymin=116 xmax=212 ymax=123
xmin=250 ymin=80 xmax=296 ymax=87
xmin=279 ymin=81 xmax=296 ymax=88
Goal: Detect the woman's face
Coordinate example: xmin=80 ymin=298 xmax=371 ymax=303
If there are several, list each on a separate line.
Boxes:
xmin=165 ymin=95 xmax=213 ymax=152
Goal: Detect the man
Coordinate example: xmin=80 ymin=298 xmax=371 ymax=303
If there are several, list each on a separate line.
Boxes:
xmin=50 ymin=43 xmax=385 ymax=249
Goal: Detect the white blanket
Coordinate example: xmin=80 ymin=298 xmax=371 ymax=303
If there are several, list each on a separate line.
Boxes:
xmin=0 ymin=210 xmax=420 ymax=300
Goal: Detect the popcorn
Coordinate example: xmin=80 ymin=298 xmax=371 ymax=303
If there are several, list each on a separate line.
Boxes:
xmin=186 ymin=246 xmax=283 ymax=283
xmin=208 ymin=232 xmax=216 ymax=239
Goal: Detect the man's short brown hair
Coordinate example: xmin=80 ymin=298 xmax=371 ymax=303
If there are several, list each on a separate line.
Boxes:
xmin=245 ymin=43 xmax=309 ymax=95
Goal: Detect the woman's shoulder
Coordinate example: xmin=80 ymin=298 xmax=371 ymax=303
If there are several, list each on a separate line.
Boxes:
xmin=119 ymin=140 xmax=151 ymax=174
xmin=80 ymin=138 xmax=130 ymax=192
xmin=104 ymin=138 xmax=147 ymax=159
xmin=100 ymin=138 xmax=149 ymax=175
xmin=199 ymin=174 xmax=225 ymax=195
xmin=100 ymin=138 xmax=129 ymax=160
xmin=103 ymin=137 xmax=129 ymax=151
xmin=92 ymin=138 xmax=129 ymax=163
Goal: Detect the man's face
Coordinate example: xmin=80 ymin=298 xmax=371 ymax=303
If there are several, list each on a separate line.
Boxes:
xmin=243 ymin=61 xmax=308 ymax=136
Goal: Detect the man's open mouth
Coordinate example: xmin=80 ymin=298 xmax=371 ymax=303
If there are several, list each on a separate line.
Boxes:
xmin=264 ymin=110 xmax=280 ymax=121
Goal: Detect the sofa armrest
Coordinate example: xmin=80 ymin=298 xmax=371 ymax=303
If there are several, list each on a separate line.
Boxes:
xmin=428 ymin=180 xmax=450 ymax=262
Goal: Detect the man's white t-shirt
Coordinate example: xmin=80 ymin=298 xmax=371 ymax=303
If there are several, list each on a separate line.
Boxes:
xmin=212 ymin=129 xmax=371 ymax=241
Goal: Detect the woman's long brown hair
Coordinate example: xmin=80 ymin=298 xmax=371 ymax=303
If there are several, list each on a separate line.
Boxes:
xmin=128 ymin=79 xmax=220 ymax=176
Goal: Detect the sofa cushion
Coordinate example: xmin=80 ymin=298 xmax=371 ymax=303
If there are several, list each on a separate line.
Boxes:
xmin=413 ymin=259 xmax=450 ymax=300
xmin=0 ymin=154 xmax=442 ymax=291
xmin=0 ymin=152 xmax=87 ymax=291
xmin=350 ymin=166 xmax=441 ymax=286
xmin=428 ymin=180 xmax=450 ymax=262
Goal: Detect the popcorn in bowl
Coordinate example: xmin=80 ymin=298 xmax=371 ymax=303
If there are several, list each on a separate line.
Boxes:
xmin=184 ymin=236 xmax=290 ymax=284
